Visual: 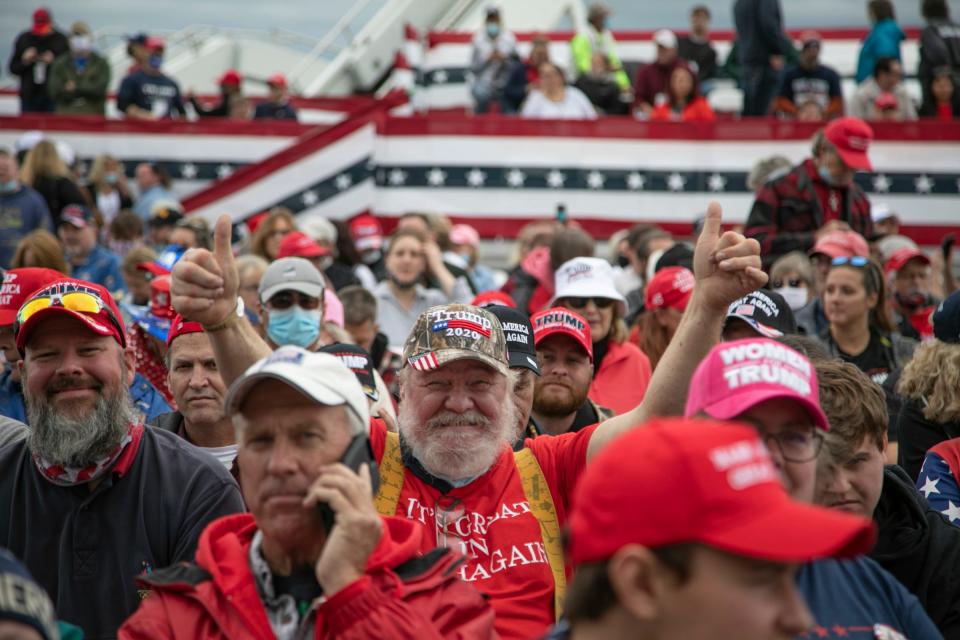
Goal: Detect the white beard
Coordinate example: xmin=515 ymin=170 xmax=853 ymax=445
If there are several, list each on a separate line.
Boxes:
xmin=398 ymin=405 xmax=517 ymax=484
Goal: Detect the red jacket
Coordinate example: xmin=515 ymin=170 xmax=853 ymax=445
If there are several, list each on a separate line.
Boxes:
xmin=119 ymin=513 xmax=497 ymax=640
xmin=650 ymin=96 xmax=716 ymax=122
xmin=588 ymin=340 xmax=652 ymax=415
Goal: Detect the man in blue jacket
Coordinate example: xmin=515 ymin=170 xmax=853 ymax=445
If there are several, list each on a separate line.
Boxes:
xmin=0 ymin=148 xmax=52 ymax=269
xmin=57 ymin=204 xmax=126 ymax=299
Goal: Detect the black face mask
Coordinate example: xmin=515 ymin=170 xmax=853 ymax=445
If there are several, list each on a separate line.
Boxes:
xmin=616 ymin=255 xmax=630 ymax=269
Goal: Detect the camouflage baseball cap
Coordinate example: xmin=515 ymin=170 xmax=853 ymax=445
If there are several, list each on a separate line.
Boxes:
xmin=403 ymin=304 xmax=509 ymax=376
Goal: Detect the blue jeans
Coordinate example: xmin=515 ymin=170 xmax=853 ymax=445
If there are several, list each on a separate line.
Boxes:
xmin=741 ymin=64 xmax=779 ymax=117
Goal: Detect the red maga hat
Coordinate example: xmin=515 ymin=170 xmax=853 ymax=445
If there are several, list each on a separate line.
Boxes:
xmin=645 ymin=266 xmax=694 ymax=312
xmin=15 ymin=278 xmax=126 ymax=352
xmin=531 ymin=307 xmax=593 ymax=360
xmin=568 ymin=418 xmax=876 ymax=565
xmin=277 ymin=231 xmax=330 ymax=260
xmin=823 ymin=117 xmax=873 ymax=172
xmin=0 ymin=268 xmax=64 ymax=326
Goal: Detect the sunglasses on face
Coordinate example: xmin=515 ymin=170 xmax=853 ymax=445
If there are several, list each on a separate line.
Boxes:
xmin=15 ymin=287 xmax=123 ymax=337
xmin=266 ymin=291 xmax=321 ymax=311
xmin=560 ymin=297 xmax=615 ymax=310
xmin=772 ymin=278 xmax=805 ymax=289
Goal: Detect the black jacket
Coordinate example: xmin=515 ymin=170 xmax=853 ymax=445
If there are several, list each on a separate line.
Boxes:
xmin=733 ymin=0 xmax=793 ymax=66
xmin=30 ymin=175 xmax=88 ymax=227
xmin=8 ymin=29 xmax=69 ymax=101
xmin=871 ymin=465 xmax=960 ymax=637
xmin=0 ymin=427 xmax=244 ymax=639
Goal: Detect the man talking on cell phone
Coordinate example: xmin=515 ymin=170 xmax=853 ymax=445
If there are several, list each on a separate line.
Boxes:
xmin=120 ymin=346 xmax=496 ymax=639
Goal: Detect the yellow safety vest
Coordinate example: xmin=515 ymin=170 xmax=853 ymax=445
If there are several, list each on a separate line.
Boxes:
xmin=374 ymin=431 xmax=567 ymax=620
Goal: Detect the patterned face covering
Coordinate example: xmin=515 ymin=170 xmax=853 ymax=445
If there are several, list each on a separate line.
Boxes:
xmin=32 ymin=423 xmax=143 ymax=486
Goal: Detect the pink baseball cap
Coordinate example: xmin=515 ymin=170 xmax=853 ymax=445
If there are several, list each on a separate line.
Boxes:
xmin=809 ymin=230 xmax=869 ymax=260
xmin=531 ymin=307 xmax=593 ymax=361
xmin=450 ymin=224 xmax=480 ymax=247
xmin=684 ymin=338 xmax=829 ymax=431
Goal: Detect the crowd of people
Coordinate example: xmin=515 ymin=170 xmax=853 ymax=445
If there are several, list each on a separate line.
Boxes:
xmin=0 ymin=103 xmax=959 ymax=638
xmin=2 ymin=3 xmax=960 ymax=640
xmin=8 ymin=8 xmax=299 ymax=121
xmin=473 ymin=0 xmax=960 ymax=121
xmin=7 ymin=1 xmax=960 ymax=122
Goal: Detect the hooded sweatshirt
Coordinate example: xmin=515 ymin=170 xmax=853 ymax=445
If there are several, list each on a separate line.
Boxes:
xmin=870 ymin=465 xmax=960 ymax=636
xmin=120 ymin=513 xmax=496 ymax=639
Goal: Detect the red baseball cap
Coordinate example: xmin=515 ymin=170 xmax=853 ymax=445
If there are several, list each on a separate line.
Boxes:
xmin=823 ymin=117 xmax=873 ymax=172
xmin=245 ymin=211 xmax=269 ymax=234
xmin=874 ymin=92 xmax=898 ymax=111
xmin=567 ymin=418 xmax=876 ymax=565
xmin=277 ymin=231 xmax=330 ymax=260
xmin=32 ymin=8 xmax=51 ymax=35
xmin=218 ymin=69 xmax=242 ymax=87
xmin=166 ymin=314 xmax=204 ymax=348
xmin=884 ymin=247 xmax=930 ymax=274
xmin=531 ymin=307 xmax=593 ymax=361
xmin=0 ymin=268 xmax=64 ymax=326
xmin=645 ymin=266 xmax=694 ymax=312
xmin=471 ymin=291 xmax=517 ymax=309
xmin=809 ymin=230 xmax=870 ymax=260
xmin=684 ymin=338 xmax=829 ymax=431
xmin=349 ymin=215 xmax=384 ymax=251
xmin=15 ymin=278 xmax=126 ymax=353
xmin=145 ymin=36 xmax=165 ymax=51
xmin=267 ymin=73 xmax=288 ymax=89
xmin=59 ymin=204 xmax=94 ymax=229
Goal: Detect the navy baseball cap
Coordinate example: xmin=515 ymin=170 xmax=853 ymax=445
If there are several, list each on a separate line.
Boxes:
xmin=318 ymin=343 xmax=379 ymax=402
xmin=488 ymin=305 xmax=540 ymax=375
xmin=0 ymin=548 xmax=59 ymax=640
xmin=933 ymin=289 xmax=960 ymax=344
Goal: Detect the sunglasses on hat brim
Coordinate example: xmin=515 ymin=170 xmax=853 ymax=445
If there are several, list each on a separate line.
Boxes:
xmin=16 ymin=288 xmax=124 ymax=342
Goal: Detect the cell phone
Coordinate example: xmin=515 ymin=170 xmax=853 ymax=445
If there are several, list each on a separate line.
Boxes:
xmin=556 ymin=203 xmax=568 ymax=224
xmin=317 ymin=434 xmax=380 ymax=531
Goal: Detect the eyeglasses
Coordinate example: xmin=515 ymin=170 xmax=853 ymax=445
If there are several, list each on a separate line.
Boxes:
xmin=559 ymin=297 xmax=615 ymax=310
xmin=831 ymin=256 xmax=869 ymax=268
xmin=435 ymin=495 xmax=466 ymax=549
xmin=15 ymin=286 xmax=123 ymax=337
xmin=761 ymin=429 xmax=824 ymax=463
xmin=266 ymin=291 xmax=321 ymax=311
xmin=772 ymin=278 xmax=805 ymax=289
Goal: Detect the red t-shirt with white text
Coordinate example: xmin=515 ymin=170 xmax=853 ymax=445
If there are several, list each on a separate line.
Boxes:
xmin=369 ymin=421 xmax=597 ymax=640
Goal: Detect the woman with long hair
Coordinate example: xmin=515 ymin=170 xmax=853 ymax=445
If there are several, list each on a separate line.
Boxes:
xmin=249 ymin=207 xmax=296 ymax=262
xmin=552 ymin=257 xmax=652 ymax=415
xmin=19 ymin=139 xmax=88 ymax=227
xmin=373 ymin=228 xmax=471 ymax=347
xmin=10 ymin=229 xmax=70 ymax=274
xmin=819 ymin=256 xmax=916 ymax=385
xmin=636 ymin=266 xmax=694 ymax=371
xmin=85 ymin=154 xmax=133 ymax=227
xmin=650 ymin=65 xmax=715 ymax=122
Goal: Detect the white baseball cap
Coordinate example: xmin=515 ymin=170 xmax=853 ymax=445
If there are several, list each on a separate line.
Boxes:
xmin=225 ymin=346 xmax=370 ymax=428
xmin=550 ymin=257 xmax=627 ymax=316
xmin=653 ymin=29 xmax=678 ymax=49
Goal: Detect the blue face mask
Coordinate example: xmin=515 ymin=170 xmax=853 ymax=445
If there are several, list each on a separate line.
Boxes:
xmin=148 ymin=55 xmax=163 ymax=70
xmin=105 ymin=172 xmax=118 ymax=185
xmin=266 ymin=307 xmax=321 ymax=348
xmin=818 ymin=167 xmax=840 ymax=186
xmin=0 ymin=180 xmax=18 ymax=193
xmin=486 ymin=23 xmax=500 ymax=38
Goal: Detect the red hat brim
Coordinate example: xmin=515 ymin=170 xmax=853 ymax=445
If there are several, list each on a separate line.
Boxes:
xmin=701 ymin=497 xmax=876 ymax=563
xmin=16 ymin=307 xmax=121 ymax=353
xmin=834 ymin=146 xmax=872 ymax=172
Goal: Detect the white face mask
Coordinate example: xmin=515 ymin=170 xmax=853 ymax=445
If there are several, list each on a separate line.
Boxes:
xmin=70 ymin=35 xmax=92 ymax=53
xmin=774 ymin=286 xmax=809 ymax=311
